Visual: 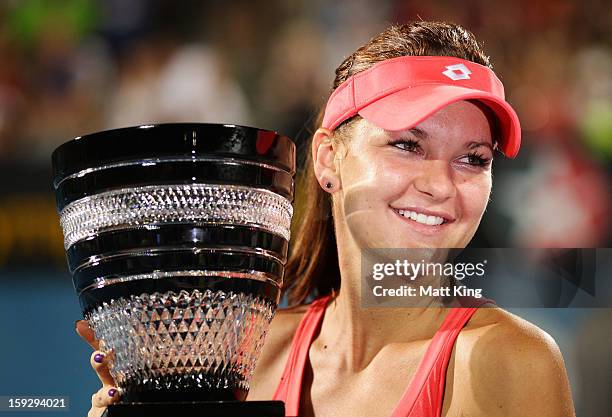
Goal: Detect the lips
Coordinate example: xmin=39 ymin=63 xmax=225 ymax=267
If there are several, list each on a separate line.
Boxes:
xmin=390 ymin=206 xmax=455 ymax=234
xmin=391 ymin=206 xmax=454 ymax=222
xmin=396 ymin=209 xmax=445 ymax=225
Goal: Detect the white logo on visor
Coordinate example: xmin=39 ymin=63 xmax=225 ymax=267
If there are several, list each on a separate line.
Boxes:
xmin=442 ymin=64 xmax=472 ymax=80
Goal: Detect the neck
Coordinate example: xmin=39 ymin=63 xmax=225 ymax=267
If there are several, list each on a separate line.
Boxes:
xmin=314 ymin=234 xmax=448 ymax=372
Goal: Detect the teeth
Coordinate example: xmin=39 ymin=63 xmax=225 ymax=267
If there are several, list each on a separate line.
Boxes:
xmin=397 ymin=209 xmax=444 ymax=226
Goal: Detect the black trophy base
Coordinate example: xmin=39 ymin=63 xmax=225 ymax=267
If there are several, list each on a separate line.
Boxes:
xmin=102 ymin=400 xmax=285 ymax=417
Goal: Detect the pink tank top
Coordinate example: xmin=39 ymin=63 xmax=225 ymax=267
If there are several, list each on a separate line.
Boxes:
xmin=272 ymin=294 xmax=493 ymax=417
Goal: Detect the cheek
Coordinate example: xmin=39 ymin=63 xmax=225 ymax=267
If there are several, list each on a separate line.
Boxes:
xmin=342 ymin=153 xmax=410 ymax=199
xmin=457 ymin=174 xmax=492 ymax=219
xmin=361 ymin=156 xmax=419 ymax=196
xmin=340 ymin=155 xmax=410 ymax=246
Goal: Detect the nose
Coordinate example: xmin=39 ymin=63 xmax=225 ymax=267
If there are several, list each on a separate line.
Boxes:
xmin=413 ymin=160 xmax=457 ymax=201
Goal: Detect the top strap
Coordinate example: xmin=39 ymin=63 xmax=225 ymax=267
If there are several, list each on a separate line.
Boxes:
xmin=390 ymin=296 xmax=494 ymax=416
xmin=272 ymin=295 xmax=332 ymax=416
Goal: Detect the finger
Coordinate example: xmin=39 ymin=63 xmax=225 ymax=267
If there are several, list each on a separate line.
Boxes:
xmin=91 ymin=385 xmax=121 ymax=409
xmin=87 ymin=406 xmax=105 ymax=417
xmin=87 ymin=399 xmax=112 ymax=417
xmin=76 ymin=320 xmax=100 ymax=350
xmin=89 ymin=350 xmax=116 ymax=386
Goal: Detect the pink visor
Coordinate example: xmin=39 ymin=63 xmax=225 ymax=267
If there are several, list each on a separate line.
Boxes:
xmin=321 ymin=56 xmax=521 ymax=158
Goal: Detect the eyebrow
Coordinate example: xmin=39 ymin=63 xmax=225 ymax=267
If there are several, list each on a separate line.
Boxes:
xmin=406 ymin=128 xmax=493 ymax=151
xmin=408 ymin=127 xmax=428 ymax=140
xmin=466 ymin=141 xmax=494 ymax=151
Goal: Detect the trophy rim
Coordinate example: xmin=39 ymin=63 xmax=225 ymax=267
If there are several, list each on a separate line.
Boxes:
xmin=51 ymin=122 xmax=296 ymax=187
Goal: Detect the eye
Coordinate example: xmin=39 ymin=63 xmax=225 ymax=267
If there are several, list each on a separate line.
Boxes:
xmin=457 ymin=152 xmax=492 ymax=167
xmin=387 ymin=138 xmax=422 ymax=153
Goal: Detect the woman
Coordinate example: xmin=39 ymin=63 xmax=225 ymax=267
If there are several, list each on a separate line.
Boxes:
xmin=78 ymin=21 xmax=576 ymax=416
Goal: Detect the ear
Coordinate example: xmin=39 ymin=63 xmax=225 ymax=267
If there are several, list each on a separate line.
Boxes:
xmin=312 ymin=127 xmax=342 ymax=192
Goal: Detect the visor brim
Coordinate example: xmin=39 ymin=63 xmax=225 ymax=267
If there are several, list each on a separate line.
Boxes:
xmin=358 ymin=85 xmax=521 ymax=158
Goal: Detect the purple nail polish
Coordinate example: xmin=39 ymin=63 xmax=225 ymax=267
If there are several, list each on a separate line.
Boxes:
xmin=94 ymin=353 xmax=105 ymax=363
xmin=108 ymin=388 xmax=117 ymax=397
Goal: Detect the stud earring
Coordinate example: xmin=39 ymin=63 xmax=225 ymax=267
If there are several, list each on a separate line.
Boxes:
xmin=325 ymin=181 xmax=333 ymax=189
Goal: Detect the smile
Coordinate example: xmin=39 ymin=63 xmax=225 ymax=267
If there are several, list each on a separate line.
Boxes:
xmin=396 ymin=209 xmax=445 ymax=225
xmin=390 ymin=206 xmax=455 ymax=233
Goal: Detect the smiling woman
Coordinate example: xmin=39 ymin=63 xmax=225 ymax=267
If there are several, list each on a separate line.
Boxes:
xmin=82 ymin=20 xmax=576 ymax=417
xmin=251 ymin=21 xmax=573 ymax=417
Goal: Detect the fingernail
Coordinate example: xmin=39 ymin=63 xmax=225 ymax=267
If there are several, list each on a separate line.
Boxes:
xmin=94 ymin=353 xmax=105 ymax=363
xmin=108 ymin=388 xmax=117 ymax=397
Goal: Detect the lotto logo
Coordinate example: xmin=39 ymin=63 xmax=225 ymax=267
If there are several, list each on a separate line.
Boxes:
xmin=442 ymin=64 xmax=472 ymax=80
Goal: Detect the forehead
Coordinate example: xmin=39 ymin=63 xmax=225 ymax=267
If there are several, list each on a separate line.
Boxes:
xmin=353 ymin=100 xmax=495 ymax=143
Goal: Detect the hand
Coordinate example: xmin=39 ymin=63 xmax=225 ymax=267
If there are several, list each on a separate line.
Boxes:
xmin=76 ymin=320 xmax=121 ymax=417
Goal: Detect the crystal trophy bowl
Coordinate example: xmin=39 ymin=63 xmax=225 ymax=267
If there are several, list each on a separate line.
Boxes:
xmin=51 ymin=124 xmax=295 ymax=407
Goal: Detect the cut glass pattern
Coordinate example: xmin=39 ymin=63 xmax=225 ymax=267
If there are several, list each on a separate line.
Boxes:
xmin=88 ymin=289 xmax=276 ymax=395
xmin=59 ymin=184 xmax=292 ymax=249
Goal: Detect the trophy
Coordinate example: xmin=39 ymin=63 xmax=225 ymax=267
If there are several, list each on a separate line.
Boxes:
xmin=51 ymin=124 xmax=295 ymax=416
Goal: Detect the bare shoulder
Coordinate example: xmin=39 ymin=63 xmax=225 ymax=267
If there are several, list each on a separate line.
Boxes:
xmin=262 ymin=303 xmax=310 ymax=355
xmin=246 ymin=303 xmax=310 ymax=400
xmin=454 ymin=307 xmax=575 ymax=416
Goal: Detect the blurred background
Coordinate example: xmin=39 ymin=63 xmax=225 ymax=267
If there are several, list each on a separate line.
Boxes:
xmin=0 ymin=0 xmax=610 ymax=415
